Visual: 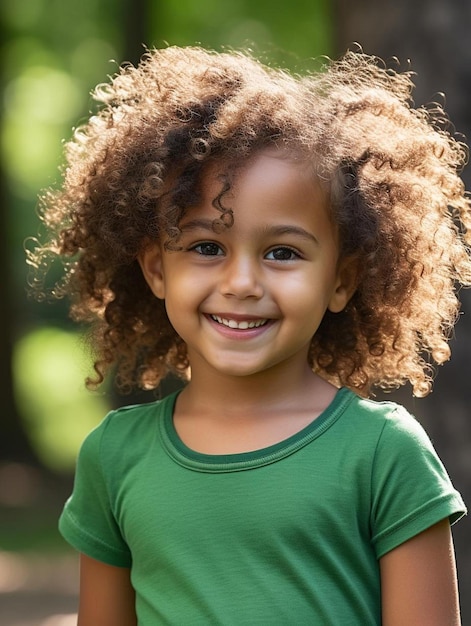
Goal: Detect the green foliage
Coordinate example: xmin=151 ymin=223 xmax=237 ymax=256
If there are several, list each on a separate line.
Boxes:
xmin=2 ymin=2 xmax=122 ymax=199
xmin=12 ymin=327 xmax=110 ymax=471
xmin=150 ymin=0 xmax=332 ymax=66
xmin=2 ymin=0 xmax=123 ymax=308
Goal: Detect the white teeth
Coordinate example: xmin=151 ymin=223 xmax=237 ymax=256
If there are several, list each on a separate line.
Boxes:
xmin=211 ymin=315 xmax=268 ymax=329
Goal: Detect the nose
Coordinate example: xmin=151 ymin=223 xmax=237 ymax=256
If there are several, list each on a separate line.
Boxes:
xmin=220 ymin=254 xmax=264 ymax=300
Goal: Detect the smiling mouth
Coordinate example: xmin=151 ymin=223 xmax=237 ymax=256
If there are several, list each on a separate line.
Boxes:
xmin=210 ymin=315 xmax=269 ymax=330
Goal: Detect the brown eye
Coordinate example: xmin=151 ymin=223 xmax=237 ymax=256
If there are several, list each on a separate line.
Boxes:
xmin=192 ymin=242 xmax=223 ymax=256
xmin=266 ymin=247 xmax=299 ymax=261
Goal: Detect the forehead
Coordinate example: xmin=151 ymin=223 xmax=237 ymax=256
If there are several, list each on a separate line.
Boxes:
xmin=178 ymin=150 xmax=335 ymax=243
xmin=202 ymin=150 xmax=326 ymax=207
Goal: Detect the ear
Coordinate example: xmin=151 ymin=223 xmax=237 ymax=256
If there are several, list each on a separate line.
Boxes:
xmin=328 ymin=256 xmax=358 ymax=313
xmin=138 ymin=243 xmax=166 ymax=300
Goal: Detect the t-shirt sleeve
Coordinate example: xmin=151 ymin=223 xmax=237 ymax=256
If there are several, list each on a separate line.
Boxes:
xmin=370 ymin=406 xmax=466 ymax=559
xmin=59 ymin=415 xmax=132 ymax=567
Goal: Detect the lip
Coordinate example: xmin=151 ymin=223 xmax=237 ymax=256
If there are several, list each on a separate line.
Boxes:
xmin=210 ymin=314 xmax=268 ymax=329
xmin=204 ymin=313 xmax=274 ymax=338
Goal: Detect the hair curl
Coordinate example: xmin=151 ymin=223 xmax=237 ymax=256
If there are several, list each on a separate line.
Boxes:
xmin=28 ymin=46 xmax=471 ymax=397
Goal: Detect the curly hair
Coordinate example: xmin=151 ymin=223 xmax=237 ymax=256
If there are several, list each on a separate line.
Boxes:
xmin=28 ymin=45 xmax=471 ymax=397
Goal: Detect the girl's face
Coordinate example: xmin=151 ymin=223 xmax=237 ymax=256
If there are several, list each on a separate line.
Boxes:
xmin=140 ymin=151 xmax=356 ymax=383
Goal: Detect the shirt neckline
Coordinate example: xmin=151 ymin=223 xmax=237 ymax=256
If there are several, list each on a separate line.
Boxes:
xmin=159 ymin=387 xmax=354 ymax=473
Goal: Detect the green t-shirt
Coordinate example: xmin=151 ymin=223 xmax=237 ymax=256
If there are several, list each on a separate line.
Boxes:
xmin=59 ymin=388 xmax=466 ymax=625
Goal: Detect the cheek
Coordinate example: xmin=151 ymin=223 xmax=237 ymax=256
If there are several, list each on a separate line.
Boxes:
xmin=163 ymin=299 xmax=191 ymax=341
xmin=162 ymin=273 xmax=206 ymax=324
xmin=164 ymin=265 xmax=202 ymax=298
xmin=277 ymin=272 xmax=337 ymax=319
xmin=275 ymin=269 xmax=331 ymax=301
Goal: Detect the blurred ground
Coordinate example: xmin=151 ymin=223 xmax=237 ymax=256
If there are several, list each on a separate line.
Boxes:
xmin=0 ymin=550 xmax=78 ymax=626
xmin=0 ymin=466 xmax=79 ymax=626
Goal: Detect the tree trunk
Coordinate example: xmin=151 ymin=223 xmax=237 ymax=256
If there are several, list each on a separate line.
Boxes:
xmin=334 ymin=0 xmax=471 ymax=184
xmin=333 ymin=1 xmax=471 ymax=619
xmin=0 ymin=213 xmax=38 ymax=462
xmin=0 ymin=29 xmax=39 ymax=465
xmin=123 ymin=0 xmax=150 ymax=65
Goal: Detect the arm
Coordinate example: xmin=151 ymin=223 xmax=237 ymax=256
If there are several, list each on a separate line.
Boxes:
xmin=380 ymin=519 xmax=461 ymax=626
xmin=78 ymin=553 xmax=137 ymax=626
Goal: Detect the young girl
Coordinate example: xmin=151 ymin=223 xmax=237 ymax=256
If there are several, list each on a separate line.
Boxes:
xmin=30 ymin=46 xmax=469 ymax=625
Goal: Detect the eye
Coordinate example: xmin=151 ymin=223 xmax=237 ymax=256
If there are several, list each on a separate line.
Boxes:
xmin=265 ymin=247 xmax=301 ymax=261
xmin=191 ymin=242 xmax=224 ymax=256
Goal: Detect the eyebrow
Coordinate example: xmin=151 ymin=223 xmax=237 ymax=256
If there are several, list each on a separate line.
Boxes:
xmin=262 ymin=225 xmax=319 ymax=245
xmin=180 ymin=219 xmax=319 ymax=245
xmin=180 ymin=218 xmax=218 ymax=232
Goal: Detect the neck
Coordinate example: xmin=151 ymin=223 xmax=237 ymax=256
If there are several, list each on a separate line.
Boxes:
xmin=178 ymin=360 xmax=336 ymax=419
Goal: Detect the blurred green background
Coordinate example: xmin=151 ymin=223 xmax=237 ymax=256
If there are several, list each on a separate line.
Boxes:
xmin=1 ymin=0 xmax=470 ymax=624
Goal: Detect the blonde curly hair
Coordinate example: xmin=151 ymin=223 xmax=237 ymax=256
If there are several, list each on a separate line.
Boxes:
xmin=28 ymin=46 xmax=471 ymax=397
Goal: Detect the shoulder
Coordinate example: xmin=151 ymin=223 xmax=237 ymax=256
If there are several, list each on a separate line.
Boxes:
xmin=356 ymin=395 xmax=439 ymax=456
xmin=354 ymin=395 xmax=467 ymax=556
xmin=97 ymin=391 xmax=177 ymax=433
xmin=343 ymin=391 xmax=429 ymax=437
xmin=337 ymin=390 xmax=426 ymax=447
xmin=344 ymin=390 xmax=409 ymax=420
xmin=78 ymin=391 xmax=178 ymax=465
xmin=337 ymin=392 xmax=458 ymax=488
